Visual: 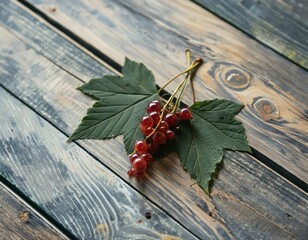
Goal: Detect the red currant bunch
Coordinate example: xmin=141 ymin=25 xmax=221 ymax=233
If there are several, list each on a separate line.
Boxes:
xmin=127 ymin=100 xmax=193 ymax=178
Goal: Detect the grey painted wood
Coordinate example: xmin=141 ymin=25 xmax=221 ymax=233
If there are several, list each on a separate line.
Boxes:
xmin=0 ymin=182 xmax=67 ymax=240
xmin=8 ymin=0 xmax=308 ymax=185
xmin=0 ymin=89 xmax=196 ymax=239
xmin=0 ymin=20 xmax=229 ymax=240
xmin=194 ymin=0 xmax=308 ymax=69
xmin=0 ymin=4 xmax=307 ymax=239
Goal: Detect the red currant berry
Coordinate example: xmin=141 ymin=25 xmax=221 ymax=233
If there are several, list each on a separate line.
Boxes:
xmin=127 ymin=168 xmax=135 ymax=177
xmin=134 ymin=140 xmax=148 ymax=154
xmin=141 ymin=153 xmax=153 ymax=164
xmin=133 ymin=157 xmax=147 ymax=173
xmin=140 ymin=125 xmax=154 ymax=136
xmin=152 ymin=131 xmax=166 ymax=145
xmin=180 ymin=108 xmax=193 ymax=121
xmin=140 ymin=116 xmax=154 ymax=128
xmin=149 ymin=111 xmax=160 ymax=125
xmin=129 ymin=153 xmax=139 ymax=164
xmin=147 ymin=143 xmax=159 ymax=154
xmin=135 ymin=171 xmax=146 ymax=178
xmin=164 ymin=113 xmax=178 ymax=127
xmin=147 ymin=101 xmax=161 ymax=114
xmin=166 ymin=130 xmax=175 ymax=141
xmin=158 ymin=120 xmax=169 ymax=133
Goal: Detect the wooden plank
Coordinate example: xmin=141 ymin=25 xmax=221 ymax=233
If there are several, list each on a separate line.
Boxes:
xmin=194 ymin=0 xmax=308 ymax=69
xmin=0 ymin=89 xmax=196 ymax=239
xmin=0 ymin=182 xmax=67 ymax=240
xmin=12 ymin=0 xmax=308 ymax=185
xmin=0 ymin=18 xmax=227 ymax=240
xmin=0 ymin=4 xmax=307 ymax=239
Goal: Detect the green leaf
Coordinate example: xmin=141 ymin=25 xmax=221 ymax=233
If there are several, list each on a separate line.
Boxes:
xmin=173 ymin=99 xmax=251 ymax=194
xmin=68 ymin=58 xmax=158 ymax=153
xmin=69 ymin=58 xmax=251 ymax=194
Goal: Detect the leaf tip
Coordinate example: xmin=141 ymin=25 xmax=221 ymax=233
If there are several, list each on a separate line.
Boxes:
xmin=247 ymin=146 xmax=253 ymax=154
xmin=67 ymin=134 xmax=77 ymax=143
xmin=123 ymin=56 xmax=133 ymax=67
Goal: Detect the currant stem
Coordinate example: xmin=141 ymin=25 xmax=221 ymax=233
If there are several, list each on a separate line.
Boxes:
xmin=147 ymin=59 xmax=201 ymax=139
xmin=128 ymin=53 xmax=201 ymax=157
xmin=157 ymin=59 xmax=201 ymax=94
xmin=186 ymin=49 xmax=191 ymax=66
xmin=172 ymin=75 xmax=189 ymax=113
xmin=190 ymin=70 xmax=196 ymax=104
xmin=145 ymin=97 xmax=172 ymax=140
xmin=172 ymin=50 xmax=192 ymax=113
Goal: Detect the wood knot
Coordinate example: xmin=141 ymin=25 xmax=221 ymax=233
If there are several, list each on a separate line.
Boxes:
xmin=96 ymin=223 xmax=108 ymax=233
xmin=253 ymin=97 xmax=279 ymax=121
xmin=18 ymin=210 xmax=30 ymax=223
xmin=212 ymin=62 xmax=252 ymax=91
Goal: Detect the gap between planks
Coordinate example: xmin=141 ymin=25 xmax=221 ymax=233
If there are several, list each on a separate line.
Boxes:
xmin=0 ymin=85 xmax=199 ymax=239
xmin=0 ymin=180 xmax=72 ymax=240
xmin=0 ymin=14 xmax=204 ymax=238
xmin=192 ymin=0 xmax=308 ymax=70
xmin=18 ymin=0 xmax=123 ymax=74
xmin=0 ymin=2 xmax=306 ymax=239
xmin=14 ymin=0 xmax=308 ymax=192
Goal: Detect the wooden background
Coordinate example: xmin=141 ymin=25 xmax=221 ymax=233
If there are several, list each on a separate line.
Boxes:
xmin=0 ymin=0 xmax=307 ymax=239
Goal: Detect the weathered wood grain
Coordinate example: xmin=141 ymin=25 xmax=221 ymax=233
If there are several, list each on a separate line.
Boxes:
xmin=15 ymin=0 xmax=308 ymax=185
xmin=0 ymin=182 xmax=67 ymax=240
xmin=0 ymin=4 xmax=307 ymax=239
xmin=194 ymin=0 xmax=308 ymax=69
xmin=0 ymin=21 xmax=229 ymax=240
xmin=0 ymin=88 xmax=196 ymax=239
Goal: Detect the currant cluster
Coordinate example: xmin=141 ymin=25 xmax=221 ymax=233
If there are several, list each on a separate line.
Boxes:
xmin=128 ymin=100 xmax=193 ymax=178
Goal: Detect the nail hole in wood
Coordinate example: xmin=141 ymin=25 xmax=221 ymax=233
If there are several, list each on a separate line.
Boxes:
xmin=145 ymin=212 xmax=152 ymax=219
xmin=286 ymin=213 xmax=293 ymax=219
